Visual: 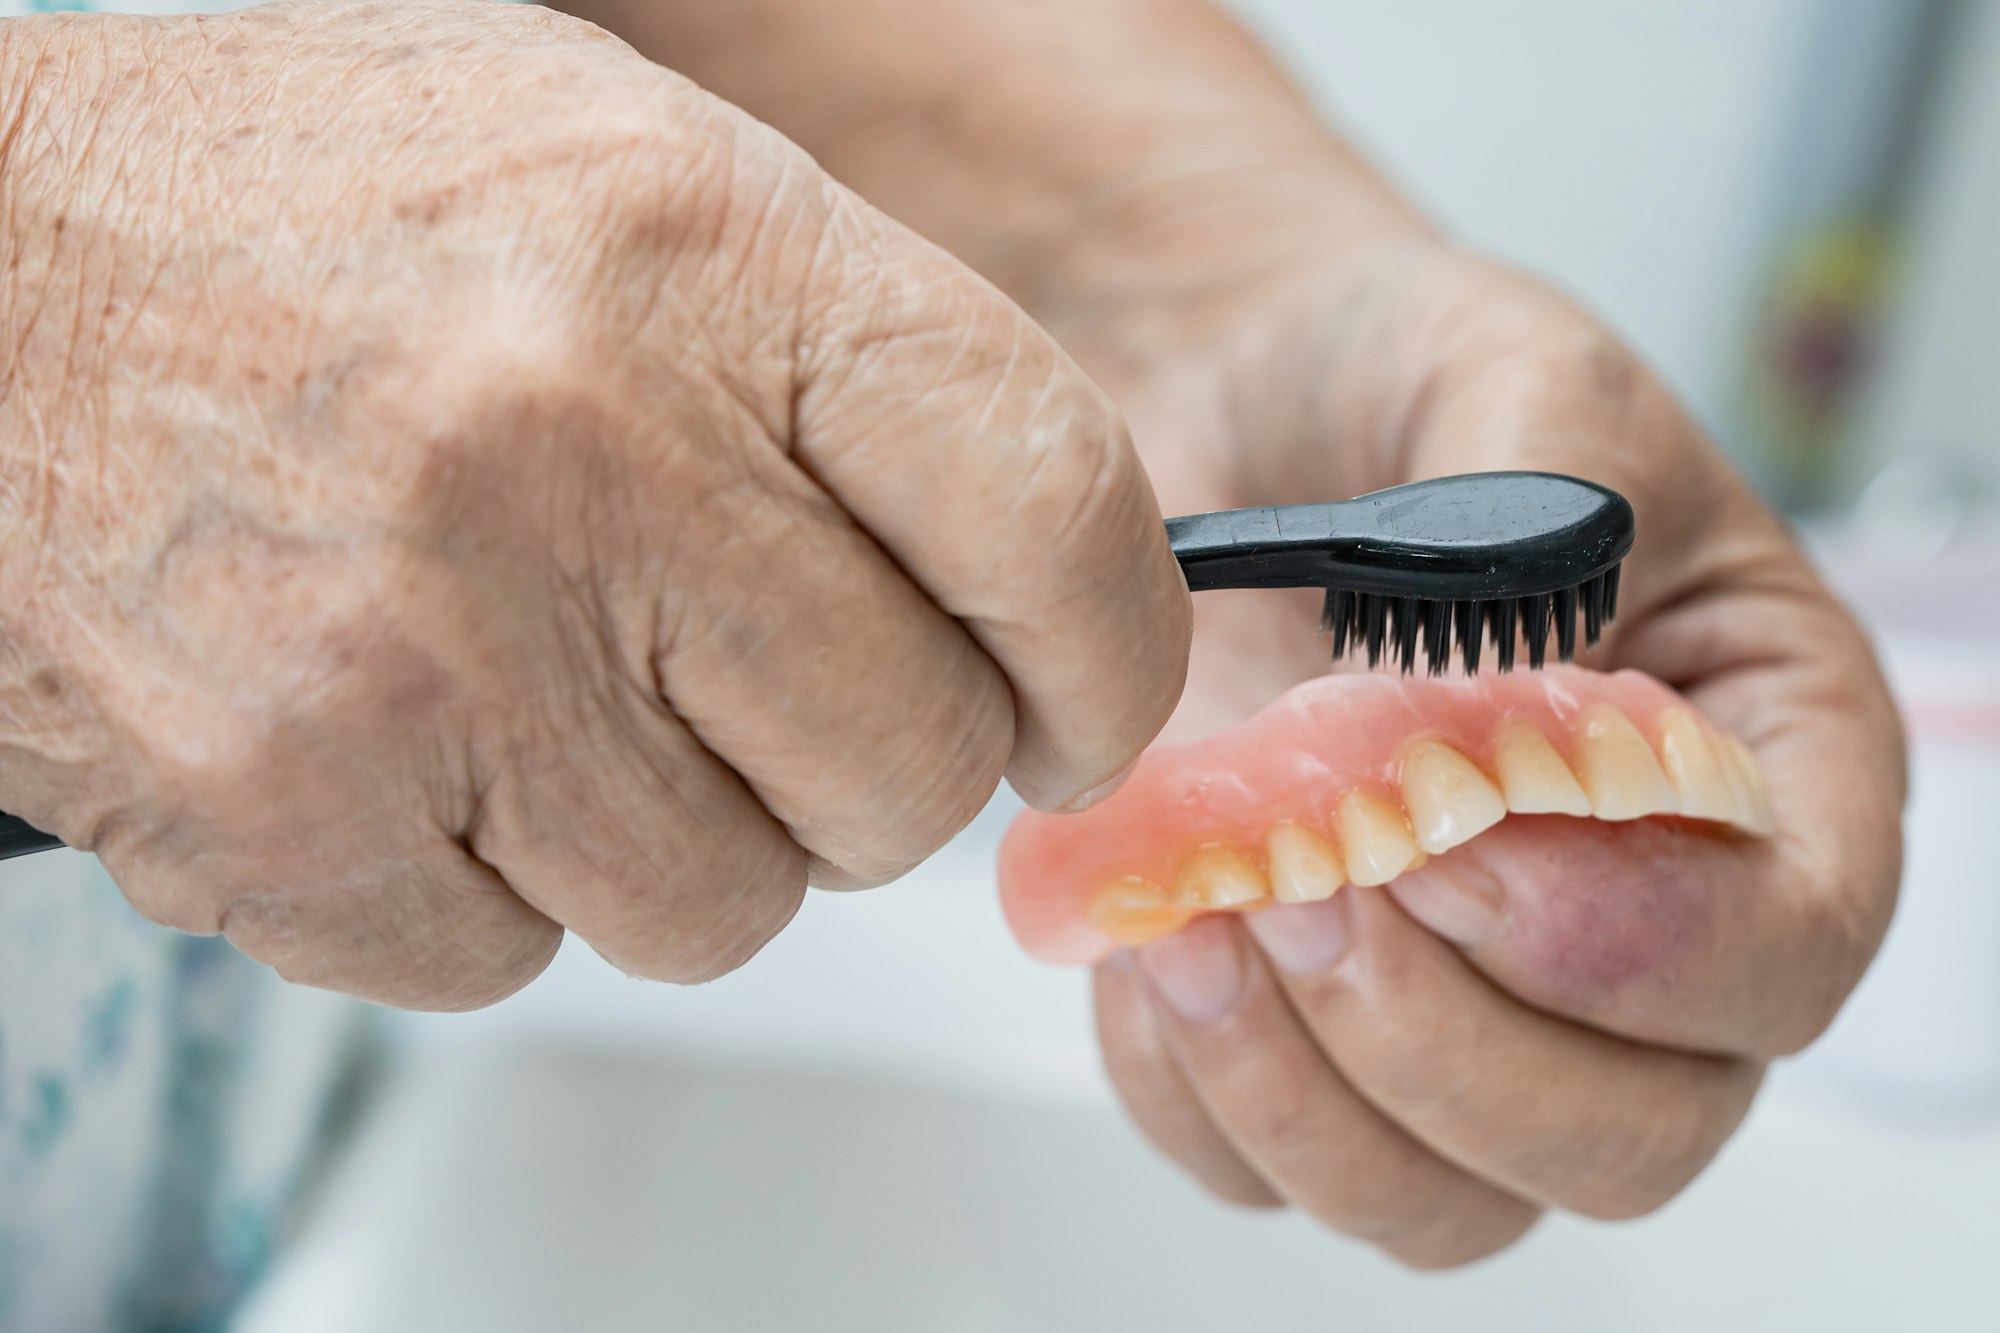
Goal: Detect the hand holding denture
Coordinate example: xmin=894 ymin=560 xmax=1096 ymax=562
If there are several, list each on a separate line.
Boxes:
xmin=1030 ymin=240 xmax=1906 ymax=1267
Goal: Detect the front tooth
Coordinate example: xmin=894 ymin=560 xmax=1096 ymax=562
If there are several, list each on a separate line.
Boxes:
xmin=1400 ymin=739 xmax=1508 ymax=854
xmin=1173 ymin=846 xmax=1270 ymax=910
xmin=1337 ymin=790 xmax=1421 ymax=886
xmin=1266 ymin=821 xmax=1345 ymax=903
xmin=1718 ymin=734 xmax=1777 ymax=835
xmin=1658 ymin=709 xmax=1736 ymax=822
xmin=1492 ymin=718 xmax=1592 ymax=816
xmin=1086 ymin=877 xmax=1193 ymax=947
xmin=1575 ymin=705 xmax=1679 ymax=820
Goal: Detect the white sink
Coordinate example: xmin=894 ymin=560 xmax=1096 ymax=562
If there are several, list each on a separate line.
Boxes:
xmin=238 ymin=794 xmax=2000 ymax=1332
xmin=239 ymin=1038 xmax=2000 ymax=1333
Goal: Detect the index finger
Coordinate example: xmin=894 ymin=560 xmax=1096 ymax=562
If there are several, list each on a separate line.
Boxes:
xmin=788 ymin=195 xmax=1191 ymax=812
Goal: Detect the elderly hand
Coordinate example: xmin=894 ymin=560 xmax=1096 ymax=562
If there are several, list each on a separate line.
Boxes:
xmin=627 ymin=0 xmax=1905 ymax=1268
xmin=0 ymin=0 xmax=1190 ymax=1009
xmin=1089 ymin=235 xmax=1904 ymax=1266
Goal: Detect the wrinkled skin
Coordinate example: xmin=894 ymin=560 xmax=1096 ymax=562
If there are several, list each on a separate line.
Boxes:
xmin=1092 ymin=245 xmax=1905 ymax=1264
xmin=0 ymin=0 xmax=1908 ymax=1266
xmin=625 ymin=0 xmax=1910 ymax=1266
xmin=0 ymin=0 xmax=1192 ymax=1009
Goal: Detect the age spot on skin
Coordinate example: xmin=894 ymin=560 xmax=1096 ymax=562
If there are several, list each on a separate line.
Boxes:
xmin=999 ymin=665 xmax=1772 ymax=966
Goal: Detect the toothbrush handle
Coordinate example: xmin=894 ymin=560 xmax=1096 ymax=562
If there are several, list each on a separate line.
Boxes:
xmin=0 ymin=813 xmax=63 ymax=861
xmin=1166 ymin=505 xmax=1356 ymax=592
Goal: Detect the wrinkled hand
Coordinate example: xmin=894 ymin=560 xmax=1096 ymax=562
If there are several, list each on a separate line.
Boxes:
xmin=1087 ymin=237 xmax=1905 ymax=1266
xmin=514 ymin=0 xmax=1903 ymax=1268
xmin=0 ymin=0 xmax=1189 ymax=1009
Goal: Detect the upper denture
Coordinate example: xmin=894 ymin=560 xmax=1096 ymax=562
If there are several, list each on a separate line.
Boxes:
xmin=1000 ymin=665 xmax=1774 ymax=966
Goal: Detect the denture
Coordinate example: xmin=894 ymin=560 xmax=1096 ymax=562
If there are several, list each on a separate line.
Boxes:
xmin=998 ymin=665 xmax=1772 ymax=965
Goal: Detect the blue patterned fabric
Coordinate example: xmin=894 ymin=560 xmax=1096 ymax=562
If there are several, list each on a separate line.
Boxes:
xmin=0 ymin=851 xmax=366 ymax=1332
xmin=0 ymin=0 xmax=487 ymax=1325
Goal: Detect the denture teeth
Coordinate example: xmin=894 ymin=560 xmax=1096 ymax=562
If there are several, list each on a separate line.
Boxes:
xmin=1658 ymin=709 xmax=1737 ymax=823
xmin=1575 ymin=705 xmax=1679 ymax=820
xmin=1173 ymin=846 xmax=1271 ymax=910
xmin=1717 ymin=734 xmax=1776 ymax=836
xmin=1400 ymin=740 xmax=1508 ymax=854
xmin=1085 ymin=877 xmax=1192 ymax=948
xmin=1266 ymin=822 xmax=1345 ymax=903
xmin=1492 ymin=718 xmax=1592 ymax=816
xmin=1337 ymin=790 xmax=1422 ymax=886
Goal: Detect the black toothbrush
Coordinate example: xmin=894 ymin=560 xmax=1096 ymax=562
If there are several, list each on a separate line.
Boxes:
xmin=0 ymin=471 xmax=1631 ymax=863
xmin=1169 ymin=471 xmax=1632 ymax=675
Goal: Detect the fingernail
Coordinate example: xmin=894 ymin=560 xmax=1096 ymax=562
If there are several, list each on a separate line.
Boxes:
xmin=1138 ymin=917 xmax=1242 ymax=1022
xmin=1058 ymin=756 xmax=1141 ymax=814
xmin=1246 ymin=897 xmax=1352 ymax=975
xmin=1390 ymin=861 xmax=1505 ymax=948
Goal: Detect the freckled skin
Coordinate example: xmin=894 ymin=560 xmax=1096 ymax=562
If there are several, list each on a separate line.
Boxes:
xmin=0 ymin=0 xmax=1192 ymax=1009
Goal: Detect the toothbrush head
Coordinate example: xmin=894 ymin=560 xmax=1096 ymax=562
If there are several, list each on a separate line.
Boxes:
xmin=1165 ymin=472 xmax=1635 ymax=675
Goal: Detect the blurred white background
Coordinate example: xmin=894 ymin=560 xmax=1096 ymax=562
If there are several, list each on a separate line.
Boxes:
xmin=226 ymin=1 xmax=2000 ymax=1329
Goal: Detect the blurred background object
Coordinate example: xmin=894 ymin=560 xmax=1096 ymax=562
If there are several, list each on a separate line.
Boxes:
xmin=19 ymin=1 xmax=2000 ymax=1328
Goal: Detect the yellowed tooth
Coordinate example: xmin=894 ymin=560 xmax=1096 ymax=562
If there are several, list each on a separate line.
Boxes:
xmin=1575 ymin=705 xmax=1679 ymax=820
xmin=1400 ymin=739 xmax=1508 ymax=854
xmin=1658 ymin=709 xmax=1736 ymax=823
xmin=1173 ymin=846 xmax=1270 ymax=910
xmin=1718 ymin=734 xmax=1777 ymax=836
xmin=1085 ymin=877 xmax=1193 ymax=947
xmin=1266 ymin=821 xmax=1345 ymax=904
xmin=1492 ymin=718 xmax=1592 ymax=816
xmin=1337 ymin=790 xmax=1422 ymax=886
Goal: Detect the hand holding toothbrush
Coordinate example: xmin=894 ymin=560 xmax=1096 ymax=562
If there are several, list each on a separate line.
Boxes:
xmin=619 ymin=0 xmax=1908 ymax=1264
xmin=0 ymin=1 xmax=1192 ymax=1008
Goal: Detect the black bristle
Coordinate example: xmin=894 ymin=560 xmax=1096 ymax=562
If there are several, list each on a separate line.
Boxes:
xmin=1490 ymin=599 xmax=1518 ymax=673
xmin=1521 ymin=592 xmax=1552 ymax=669
xmin=1454 ymin=601 xmax=1482 ymax=674
xmin=1325 ymin=588 xmax=1354 ymax=660
xmin=1363 ymin=594 xmax=1388 ymax=667
xmin=1393 ymin=596 xmax=1421 ymax=674
xmin=1582 ymin=573 xmax=1607 ymax=645
xmin=1552 ymin=585 xmax=1578 ymax=662
xmin=1321 ymin=565 xmax=1626 ymax=676
xmin=1423 ymin=600 xmax=1453 ymax=676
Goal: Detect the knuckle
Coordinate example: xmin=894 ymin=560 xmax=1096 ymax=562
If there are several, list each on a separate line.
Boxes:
xmin=1004 ymin=383 xmax=1148 ymax=584
xmin=114 ymin=861 xmax=223 ymax=937
xmin=603 ymin=835 xmax=808 ymax=985
xmin=1382 ymin=1208 xmax=1539 ymax=1272
xmin=1212 ymin=1053 xmax=1327 ymax=1152
xmin=1558 ymin=1080 xmax=1745 ymax=1221
xmin=1197 ymin=1173 xmax=1284 ymax=1211
xmin=1761 ymin=855 xmax=1900 ymax=1057
xmin=215 ymin=887 xmax=314 ymax=983
xmin=218 ymin=864 xmax=562 ymax=1011
xmin=808 ymin=689 xmax=1013 ymax=887
xmin=410 ymin=924 xmax=563 ymax=1013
